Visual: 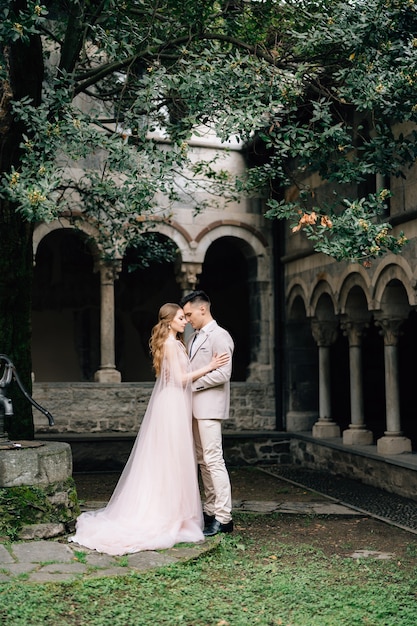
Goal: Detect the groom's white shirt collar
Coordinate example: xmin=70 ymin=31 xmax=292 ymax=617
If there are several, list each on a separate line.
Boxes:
xmin=199 ymin=320 xmax=216 ymax=334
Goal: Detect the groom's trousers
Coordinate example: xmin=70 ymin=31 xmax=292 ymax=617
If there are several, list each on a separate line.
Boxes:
xmin=192 ymin=417 xmax=232 ymax=524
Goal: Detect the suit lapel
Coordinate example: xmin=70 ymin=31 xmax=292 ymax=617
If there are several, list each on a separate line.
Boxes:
xmin=190 ymin=322 xmax=217 ymax=360
xmin=191 ymin=332 xmax=207 ymax=360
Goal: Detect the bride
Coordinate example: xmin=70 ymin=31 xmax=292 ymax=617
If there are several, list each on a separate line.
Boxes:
xmin=69 ymin=303 xmax=229 ymax=556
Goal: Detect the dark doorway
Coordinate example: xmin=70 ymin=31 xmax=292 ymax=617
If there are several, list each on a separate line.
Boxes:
xmin=362 ymin=318 xmax=386 ymax=441
xmin=32 ymin=229 xmax=100 ymax=381
xmin=199 ymin=237 xmax=250 ymax=381
xmin=330 ymin=331 xmax=350 ymax=432
xmin=286 ymin=297 xmax=319 ymax=423
xmin=115 ymin=235 xmax=181 ymax=381
xmin=399 ymin=310 xmax=417 ymax=450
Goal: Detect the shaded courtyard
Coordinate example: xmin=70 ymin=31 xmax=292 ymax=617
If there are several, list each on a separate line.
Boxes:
xmin=72 ymin=465 xmax=417 ymax=563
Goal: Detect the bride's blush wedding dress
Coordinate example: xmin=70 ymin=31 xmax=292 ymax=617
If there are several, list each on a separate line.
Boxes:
xmin=69 ymin=338 xmax=204 ymax=555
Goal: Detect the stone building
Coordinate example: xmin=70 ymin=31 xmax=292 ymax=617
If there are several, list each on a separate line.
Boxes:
xmin=32 ymin=124 xmax=417 ymax=498
xmin=283 ymin=162 xmax=417 ymax=450
xmin=279 ymin=136 xmax=417 ymax=498
xmin=33 ymin=131 xmax=277 ymax=451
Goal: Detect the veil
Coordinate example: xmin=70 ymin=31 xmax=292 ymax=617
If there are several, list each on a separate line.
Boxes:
xmin=69 ymin=337 xmax=204 ymax=555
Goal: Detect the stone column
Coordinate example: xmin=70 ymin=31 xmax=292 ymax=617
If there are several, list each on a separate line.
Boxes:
xmin=340 ymin=320 xmax=373 ymax=445
xmin=177 ymin=262 xmax=202 ymax=293
xmin=311 ymin=319 xmax=341 ymax=438
xmin=375 ymin=318 xmax=411 ymax=455
xmin=177 ymin=262 xmax=203 ymax=342
xmin=94 ymin=260 xmax=122 ymax=383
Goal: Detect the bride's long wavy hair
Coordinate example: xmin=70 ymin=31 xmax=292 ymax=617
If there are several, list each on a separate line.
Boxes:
xmin=149 ymin=303 xmax=185 ymax=376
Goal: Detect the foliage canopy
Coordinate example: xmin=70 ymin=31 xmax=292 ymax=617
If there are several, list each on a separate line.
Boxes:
xmin=1 ymin=0 xmax=417 ymax=263
xmin=2 ymin=0 xmax=417 ymax=436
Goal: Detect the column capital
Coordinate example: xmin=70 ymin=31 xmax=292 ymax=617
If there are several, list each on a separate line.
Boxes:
xmin=177 ymin=262 xmax=202 ymax=292
xmin=374 ymin=317 xmax=404 ymax=346
xmin=340 ymin=318 xmax=368 ymax=346
xmin=94 ymin=258 xmax=122 ymax=283
xmin=310 ymin=319 xmax=339 ymax=347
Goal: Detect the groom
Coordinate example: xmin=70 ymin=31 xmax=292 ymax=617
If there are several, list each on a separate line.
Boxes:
xmin=180 ymin=290 xmax=234 ymax=537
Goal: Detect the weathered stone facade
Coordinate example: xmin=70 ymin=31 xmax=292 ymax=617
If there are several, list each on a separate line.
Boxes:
xmin=283 ymin=156 xmax=417 ymax=458
xmin=31 ymin=135 xmax=275 ymax=390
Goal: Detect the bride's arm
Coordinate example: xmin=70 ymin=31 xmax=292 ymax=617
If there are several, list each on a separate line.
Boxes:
xmin=161 ymin=341 xmax=229 ymax=386
xmin=187 ymin=352 xmax=230 ymax=382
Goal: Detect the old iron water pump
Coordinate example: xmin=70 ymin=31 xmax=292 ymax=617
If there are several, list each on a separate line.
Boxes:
xmin=0 ymin=354 xmax=54 ymax=447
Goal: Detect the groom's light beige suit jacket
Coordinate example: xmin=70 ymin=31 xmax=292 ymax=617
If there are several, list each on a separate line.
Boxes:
xmin=188 ymin=322 xmax=234 ymax=420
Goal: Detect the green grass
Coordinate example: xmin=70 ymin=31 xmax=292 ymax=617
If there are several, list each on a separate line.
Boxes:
xmin=1 ymin=526 xmax=417 ymax=625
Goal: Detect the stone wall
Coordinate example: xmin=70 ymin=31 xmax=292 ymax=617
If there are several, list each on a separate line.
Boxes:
xmin=33 ymin=381 xmax=277 ymax=435
xmin=47 ymin=432 xmax=291 ymax=472
xmin=290 ymin=438 xmax=417 ymax=502
xmin=224 ymin=434 xmax=291 ymax=466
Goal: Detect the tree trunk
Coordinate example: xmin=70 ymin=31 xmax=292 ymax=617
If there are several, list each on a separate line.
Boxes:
xmin=0 ymin=3 xmax=44 ymax=439
xmin=0 ymin=201 xmax=34 ymax=440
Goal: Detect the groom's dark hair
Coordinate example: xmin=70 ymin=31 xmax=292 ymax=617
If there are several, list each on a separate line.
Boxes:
xmin=179 ymin=290 xmax=211 ymax=307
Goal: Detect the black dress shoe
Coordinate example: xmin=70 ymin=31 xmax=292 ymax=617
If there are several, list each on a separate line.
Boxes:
xmin=203 ymin=512 xmax=215 ymax=526
xmin=203 ymin=518 xmax=234 ymax=537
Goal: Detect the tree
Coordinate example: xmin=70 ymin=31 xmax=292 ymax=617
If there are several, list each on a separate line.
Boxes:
xmin=1 ymin=0 xmax=44 ymax=439
xmin=0 ymin=0 xmax=296 ymax=437
xmin=1 ymin=0 xmax=417 ymax=436
xmin=256 ymin=0 xmax=417 ymax=262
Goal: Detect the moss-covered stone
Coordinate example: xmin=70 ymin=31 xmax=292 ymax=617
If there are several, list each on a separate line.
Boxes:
xmin=0 ymin=477 xmax=80 ymax=541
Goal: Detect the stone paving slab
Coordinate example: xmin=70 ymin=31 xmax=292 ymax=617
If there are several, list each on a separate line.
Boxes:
xmin=1 ymin=563 xmax=40 ymax=576
xmin=68 ymin=542 xmax=192 ymax=569
xmin=278 ymin=501 xmax=362 ymax=516
xmin=348 ymin=549 xmax=395 ymax=560
xmin=75 ymin=566 xmax=133 ymax=579
xmin=39 ymin=562 xmax=88 ymax=574
xmin=82 ymin=552 xmax=118 ymax=568
xmin=28 ymin=570 xmax=87 ymax=583
xmin=24 ymin=563 xmax=89 ymax=582
xmin=0 ymin=545 xmax=14 ymax=564
xmin=0 ymin=535 xmax=221 ymax=583
xmin=233 ymin=499 xmax=361 ymax=516
xmin=11 ymin=540 xmax=74 ymax=563
xmin=126 ymin=550 xmax=177 ymax=569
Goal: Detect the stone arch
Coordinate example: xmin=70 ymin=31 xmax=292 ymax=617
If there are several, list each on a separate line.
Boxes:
xmin=193 ymin=221 xmax=268 ymax=263
xmin=146 ymin=219 xmax=194 ymax=260
xmin=379 ymin=279 xmax=411 ymax=318
xmin=343 ymin=285 xmax=371 ymax=324
xmin=191 ymin=222 xmax=273 ymax=384
xmin=287 ymin=281 xmax=310 ymax=318
xmin=373 ymin=261 xmax=416 ymax=310
xmin=289 ymin=294 xmax=307 ymax=319
xmin=310 ymin=281 xmax=338 ymax=318
xmin=33 ymin=217 xmax=102 ymax=260
xmin=398 ymin=309 xmax=417 ymax=448
xmin=196 ymin=236 xmax=250 ymax=381
xmin=339 ymin=272 xmax=373 ymax=315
